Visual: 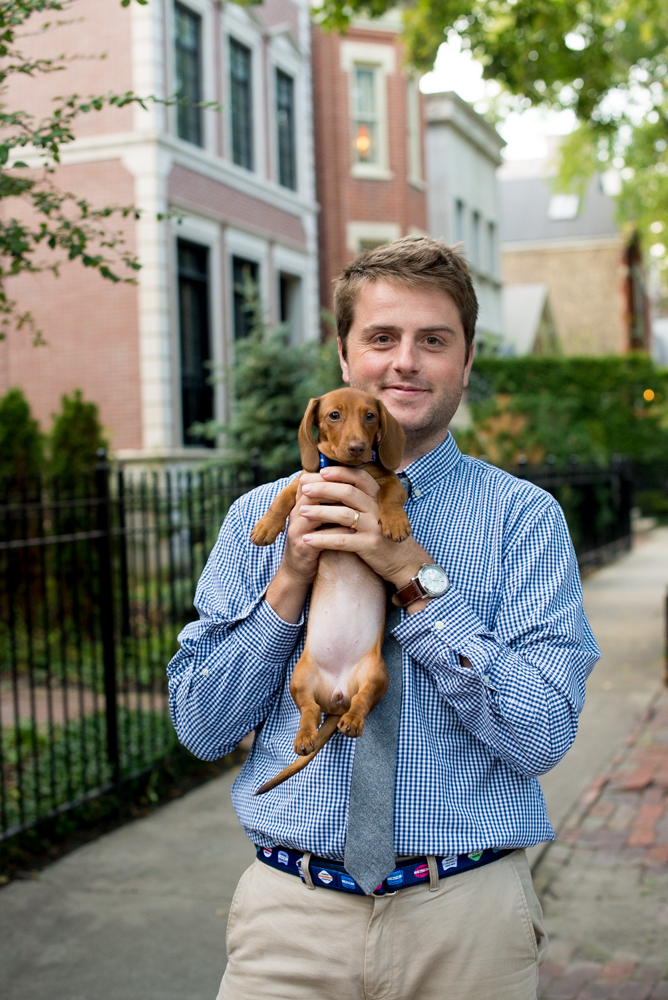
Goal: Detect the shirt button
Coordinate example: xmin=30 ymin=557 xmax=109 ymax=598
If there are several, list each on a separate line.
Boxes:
xmin=413 ymin=487 xmax=422 ymax=498
xmin=483 ymin=673 xmax=491 ymax=684
xmin=434 ymin=621 xmax=445 ymax=631
xmin=201 ymin=667 xmax=210 ymax=677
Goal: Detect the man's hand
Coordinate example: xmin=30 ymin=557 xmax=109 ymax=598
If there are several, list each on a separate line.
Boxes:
xmin=299 ymin=466 xmax=435 ymax=615
xmin=264 ymin=473 xmax=330 ymax=624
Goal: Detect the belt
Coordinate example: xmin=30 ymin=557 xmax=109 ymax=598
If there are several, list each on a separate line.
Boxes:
xmin=255 ymin=844 xmax=513 ymax=896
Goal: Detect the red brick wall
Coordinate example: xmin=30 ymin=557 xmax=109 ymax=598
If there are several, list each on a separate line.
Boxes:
xmin=312 ymin=25 xmax=428 ymax=317
xmin=0 ymin=160 xmax=142 ymax=450
xmin=6 ymin=0 xmax=135 ymax=138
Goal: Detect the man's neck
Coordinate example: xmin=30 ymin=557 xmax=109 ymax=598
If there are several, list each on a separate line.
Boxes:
xmin=397 ymin=427 xmax=449 ymax=472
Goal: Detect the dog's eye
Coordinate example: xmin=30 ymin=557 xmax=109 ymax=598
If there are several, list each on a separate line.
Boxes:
xmin=365 ymin=412 xmax=376 ymax=422
xmin=328 ymin=410 xmax=341 ymax=421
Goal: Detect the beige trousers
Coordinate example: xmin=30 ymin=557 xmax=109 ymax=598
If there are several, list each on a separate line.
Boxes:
xmin=217 ymin=850 xmax=547 ymax=1000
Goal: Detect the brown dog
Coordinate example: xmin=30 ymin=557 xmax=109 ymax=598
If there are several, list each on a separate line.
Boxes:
xmin=251 ymin=388 xmax=411 ymax=795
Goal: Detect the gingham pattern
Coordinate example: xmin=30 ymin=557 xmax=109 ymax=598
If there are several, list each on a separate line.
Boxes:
xmin=167 ymin=433 xmax=600 ymax=859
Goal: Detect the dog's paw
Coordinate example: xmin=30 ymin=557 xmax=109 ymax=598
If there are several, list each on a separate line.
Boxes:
xmin=378 ymin=510 xmax=412 ymax=543
xmin=294 ymin=727 xmax=318 ymax=756
xmin=250 ymin=514 xmax=284 ymax=546
xmin=337 ymin=712 xmax=365 ymax=738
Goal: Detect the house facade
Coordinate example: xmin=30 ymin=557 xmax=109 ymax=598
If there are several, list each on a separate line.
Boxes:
xmin=311 ymin=13 xmax=428 ymax=322
xmin=424 ymin=91 xmax=505 ymax=347
xmin=499 ymin=159 xmax=649 ymax=355
xmin=1 ymin=0 xmax=319 ymax=462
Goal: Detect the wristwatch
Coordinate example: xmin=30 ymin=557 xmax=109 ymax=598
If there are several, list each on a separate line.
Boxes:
xmin=392 ymin=563 xmax=449 ymax=608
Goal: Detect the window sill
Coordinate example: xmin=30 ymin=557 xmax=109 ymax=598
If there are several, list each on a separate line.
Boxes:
xmin=351 ymin=164 xmax=393 ymax=181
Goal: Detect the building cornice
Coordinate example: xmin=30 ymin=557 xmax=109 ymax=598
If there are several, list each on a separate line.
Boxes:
xmin=426 ymin=91 xmax=505 ymax=166
xmin=501 ymin=235 xmax=622 ymax=253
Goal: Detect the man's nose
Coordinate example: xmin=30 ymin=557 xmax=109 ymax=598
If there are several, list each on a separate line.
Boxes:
xmin=347 ymin=441 xmax=366 ymax=457
xmin=392 ymin=337 xmax=419 ymax=372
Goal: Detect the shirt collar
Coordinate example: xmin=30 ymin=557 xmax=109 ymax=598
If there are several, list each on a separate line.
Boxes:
xmin=399 ymin=432 xmax=462 ymax=494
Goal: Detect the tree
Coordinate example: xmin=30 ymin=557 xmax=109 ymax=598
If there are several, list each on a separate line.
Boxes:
xmin=0 ymin=0 xmax=149 ymax=342
xmin=0 ymin=385 xmax=43 ymax=481
xmin=314 ymin=0 xmax=668 ymax=255
xmin=49 ymin=388 xmax=108 ymax=482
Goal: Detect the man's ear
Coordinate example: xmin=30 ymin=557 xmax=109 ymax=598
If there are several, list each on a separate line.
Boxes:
xmin=463 ymin=342 xmax=474 ymax=388
xmin=376 ymin=401 xmax=405 ymax=471
xmin=337 ymin=338 xmax=350 ymax=385
xmin=298 ymin=397 xmax=321 ymax=472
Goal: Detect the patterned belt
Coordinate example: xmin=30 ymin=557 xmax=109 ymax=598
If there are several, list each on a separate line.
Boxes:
xmin=255 ymin=844 xmax=513 ymax=896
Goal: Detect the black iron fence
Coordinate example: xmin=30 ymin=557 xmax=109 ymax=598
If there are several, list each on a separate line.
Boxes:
xmin=0 ymin=454 xmax=642 ymax=843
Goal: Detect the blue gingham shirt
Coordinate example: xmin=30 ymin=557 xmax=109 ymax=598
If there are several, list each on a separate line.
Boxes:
xmin=168 ymin=433 xmax=599 ymax=858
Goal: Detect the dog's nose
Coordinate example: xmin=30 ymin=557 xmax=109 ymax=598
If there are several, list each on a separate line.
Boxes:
xmin=347 ymin=441 xmax=366 ymax=457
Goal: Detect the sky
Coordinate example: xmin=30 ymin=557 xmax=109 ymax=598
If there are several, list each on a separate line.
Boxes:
xmin=420 ymin=35 xmax=577 ymax=162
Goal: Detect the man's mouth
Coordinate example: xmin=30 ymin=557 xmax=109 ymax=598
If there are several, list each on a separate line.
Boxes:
xmin=381 ymin=383 xmax=430 ymax=398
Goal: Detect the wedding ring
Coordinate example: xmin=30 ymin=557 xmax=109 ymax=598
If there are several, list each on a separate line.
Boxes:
xmin=350 ymin=510 xmax=360 ymax=531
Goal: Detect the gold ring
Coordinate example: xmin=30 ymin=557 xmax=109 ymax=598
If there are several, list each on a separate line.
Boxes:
xmin=350 ymin=510 xmax=360 ymax=531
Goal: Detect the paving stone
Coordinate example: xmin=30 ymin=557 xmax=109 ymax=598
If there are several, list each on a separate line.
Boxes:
xmin=610 ymin=983 xmax=652 ymax=1000
xmin=651 ymin=984 xmax=668 ymax=999
xmin=599 ymin=964 xmax=637 ymax=982
xmin=579 ymin=985 xmax=615 ymax=1000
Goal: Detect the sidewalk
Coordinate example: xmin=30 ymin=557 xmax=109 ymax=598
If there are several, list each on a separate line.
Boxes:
xmin=0 ymin=529 xmax=666 ymax=1000
xmin=535 ymin=692 xmax=668 ymax=1000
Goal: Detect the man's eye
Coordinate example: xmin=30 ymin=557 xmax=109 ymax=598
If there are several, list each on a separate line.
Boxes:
xmin=375 ymin=335 xmax=391 ymax=343
xmin=365 ymin=412 xmax=376 ymax=422
xmin=425 ymin=337 xmax=443 ymax=346
xmin=328 ymin=411 xmax=341 ymax=420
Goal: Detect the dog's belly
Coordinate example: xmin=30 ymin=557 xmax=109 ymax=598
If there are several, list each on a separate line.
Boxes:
xmin=306 ymin=550 xmax=386 ymax=690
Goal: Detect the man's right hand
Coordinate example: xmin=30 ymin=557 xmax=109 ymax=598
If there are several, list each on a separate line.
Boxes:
xmin=264 ymin=473 xmax=325 ymax=624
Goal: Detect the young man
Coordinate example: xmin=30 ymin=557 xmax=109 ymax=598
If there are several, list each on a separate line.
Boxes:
xmin=168 ymin=237 xmax=599 ymax=1000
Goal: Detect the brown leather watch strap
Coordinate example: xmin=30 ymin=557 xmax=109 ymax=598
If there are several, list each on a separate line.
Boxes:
xmin=392 ymin=577 xmax=425 ymax=608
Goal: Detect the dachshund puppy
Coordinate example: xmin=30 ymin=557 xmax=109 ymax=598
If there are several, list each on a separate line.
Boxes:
xmin=251 ymin=388 xmax=410 ymax=795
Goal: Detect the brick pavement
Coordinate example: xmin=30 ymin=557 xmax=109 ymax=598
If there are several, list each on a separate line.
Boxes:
xmin=535 ymin=692 xmax=668 ymax=1000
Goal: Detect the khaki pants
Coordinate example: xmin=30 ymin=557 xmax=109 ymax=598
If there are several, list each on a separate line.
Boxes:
xmin=217 ymin=850 xmax=547 ymax=1000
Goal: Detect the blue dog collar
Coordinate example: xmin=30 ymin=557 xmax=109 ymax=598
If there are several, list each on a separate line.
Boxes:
xmin=319 ymin=449 xmax=377 ymax=469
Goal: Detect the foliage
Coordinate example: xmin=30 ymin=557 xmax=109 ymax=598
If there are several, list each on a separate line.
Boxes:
xmin=0 ymin=1 xmax=153 ymax=342
xmin=48 ymin=388 xmax=107 ymax=482
xmin=0 ymin=385 xmax=43 ymax=481
xmin=313 ymin=0 xmax=668 ymax=252
xmin=202 ymin=278 xmax=343 ymax=477
xmin=455 ymin=354 xmax=668 ymax=466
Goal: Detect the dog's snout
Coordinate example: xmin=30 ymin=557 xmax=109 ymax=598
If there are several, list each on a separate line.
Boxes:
xmin=347 ymin=441 xmax=366 ymax=457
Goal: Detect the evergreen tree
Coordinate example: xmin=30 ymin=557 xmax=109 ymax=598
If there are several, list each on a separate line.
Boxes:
xmin=49 ymin=390 xmax=108 ymax=482
xmin=0 ymin=387 xmax=43 ymax=482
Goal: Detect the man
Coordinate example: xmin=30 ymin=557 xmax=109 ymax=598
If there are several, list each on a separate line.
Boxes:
xmin=168 ymin=237 xmax=599 ymax=1000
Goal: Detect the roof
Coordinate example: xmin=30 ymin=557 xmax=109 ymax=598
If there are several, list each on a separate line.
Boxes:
xmin=502 ymin=283 xmax=548 ymax=355
xmin=425 ymin=91 xmax=505 ymax=166
xmin=499 ymin=174 xmax=619 ymax=245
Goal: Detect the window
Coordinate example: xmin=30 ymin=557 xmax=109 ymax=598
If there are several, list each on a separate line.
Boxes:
xmin=471 ymin=211 xmax=481 ymax=268
xmin=174 ymin=3 xmax=203 ymax=146
xmin=352 ymin=66 xmax=379 ymax=165
xmin=232 ymin=256 xmax=259 ymax=340
xmin=276 ymin=69 xmax=296 ymax=191
xmin=454 ymin=200 xmax=465 ymax=244
xmin=178 ymin=240 xmax=213 ymax=446
xmin=548 ymin=193 xmax=579 ymax=220
xmin=230 ymin=38 xmax=253 ymax=171
xmin=487 ymin=221 xmax=496 ymax=277
xmin=279 ymin=273 xmax=302 ymax=342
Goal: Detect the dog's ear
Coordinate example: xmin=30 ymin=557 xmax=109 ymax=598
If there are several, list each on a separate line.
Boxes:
xmin=376 ymin=401 xmax=405 ymax=471
xmin=298 ymin=397 xmax=321 ymax=472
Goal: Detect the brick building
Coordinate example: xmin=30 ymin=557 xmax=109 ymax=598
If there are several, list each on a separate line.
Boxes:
xmin=1 ymin=0 xmax=319 ymax=462
xmin=499 ymin=157 xmax=648 ymax=355
xmin=311 ymin=13 xmax=428 ymax=321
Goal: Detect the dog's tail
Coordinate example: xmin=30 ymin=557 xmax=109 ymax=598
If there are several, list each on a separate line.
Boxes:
xmin=254 ymin=714 xmax=340 ymax=795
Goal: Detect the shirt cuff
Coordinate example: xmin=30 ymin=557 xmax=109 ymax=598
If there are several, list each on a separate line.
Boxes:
xmin=231 ymin=597 xmax=305 ymax=664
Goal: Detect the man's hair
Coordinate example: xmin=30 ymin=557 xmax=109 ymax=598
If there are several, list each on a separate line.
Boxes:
xmin=333 ymin=236 xmax=478 ymax=358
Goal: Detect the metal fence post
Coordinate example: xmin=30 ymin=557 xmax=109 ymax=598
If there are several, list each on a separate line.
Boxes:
xmin=95 ymin=450 xmax=120 ymax=787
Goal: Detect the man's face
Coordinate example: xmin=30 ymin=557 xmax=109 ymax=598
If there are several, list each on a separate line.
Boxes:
xmin=338 ymin=280 xmax=474 ymax=461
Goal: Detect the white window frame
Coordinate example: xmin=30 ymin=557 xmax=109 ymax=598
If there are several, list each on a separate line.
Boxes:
xmin=406 ymin=77 xmax=424 ymax=189
xmin=165 ymin=0 xmax=217 ymax=155
xmin=267 ymin=32 xmax=304 ymax=195
xmin=340 ymin=41 xmax=395 ymax=181
xmin=169 ymin=214 xmax=224 ymax=447
xmin=221 ymin=6 xmax=267 ymax=179
xmin=346 ymin=221 xmax=401 ymax=255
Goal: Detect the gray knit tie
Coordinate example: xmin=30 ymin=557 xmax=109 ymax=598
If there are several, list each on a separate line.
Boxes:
xmin=343 ymin=601 xmax=403 ymax=894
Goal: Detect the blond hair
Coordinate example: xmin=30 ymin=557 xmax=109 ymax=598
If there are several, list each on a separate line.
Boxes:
xmin=333 ymin=236 xmax=478 ymax=357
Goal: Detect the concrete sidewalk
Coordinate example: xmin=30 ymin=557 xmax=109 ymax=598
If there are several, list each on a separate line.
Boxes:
xmin=0 ymin=529 xmax=666 ymax=1000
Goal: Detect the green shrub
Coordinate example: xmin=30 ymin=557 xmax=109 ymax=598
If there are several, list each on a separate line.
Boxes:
xmin=49 ymin=390 xmax=108 ymax=483
xmin=458 ymin=355 xmax=668 ymax=466
xmin=0 ymin=387 xmax=44 ymax=483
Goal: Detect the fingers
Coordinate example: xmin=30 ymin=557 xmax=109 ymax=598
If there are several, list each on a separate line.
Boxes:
xmin=301 ymin=480 xmax=377 ymax=512
xmin=301 ymin=505 xmax=362 ymax=529
xmin=319 ymin=465 xmax=379 ymax=497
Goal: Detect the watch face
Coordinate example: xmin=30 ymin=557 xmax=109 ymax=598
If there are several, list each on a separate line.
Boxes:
xmin=418 ymin=564 xmax=449 ymax=597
